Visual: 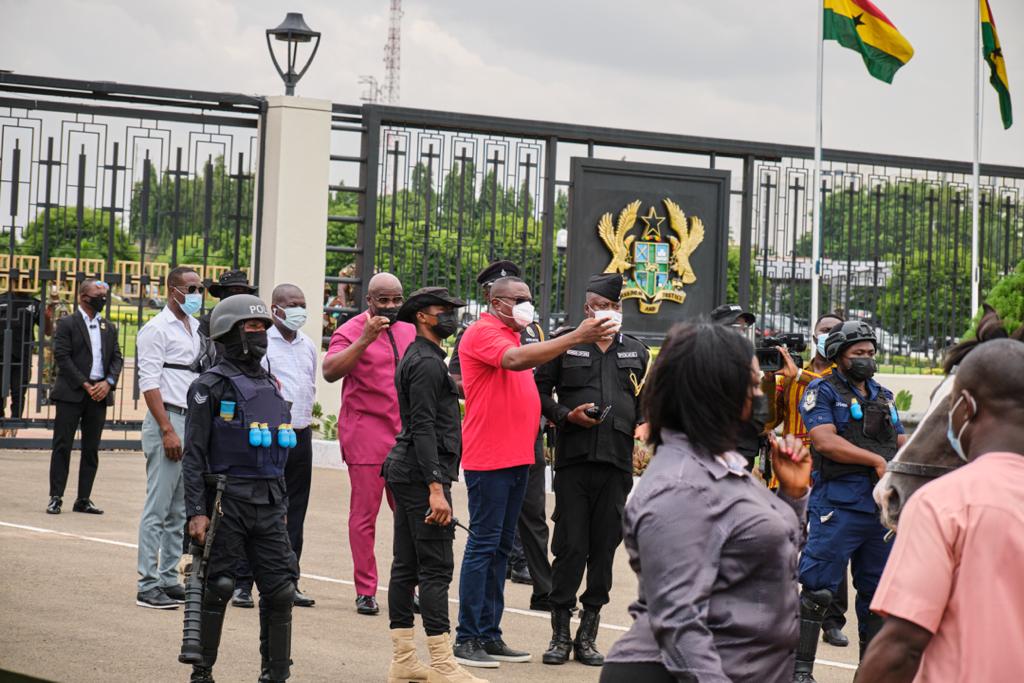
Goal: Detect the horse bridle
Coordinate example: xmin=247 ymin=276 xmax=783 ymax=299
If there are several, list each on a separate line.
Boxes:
xmin=886 ymin=460 xmax=962 ymax=479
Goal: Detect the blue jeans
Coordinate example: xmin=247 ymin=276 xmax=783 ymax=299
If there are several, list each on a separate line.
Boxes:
xmin=456 ymin=465 xmax=530 ymax=644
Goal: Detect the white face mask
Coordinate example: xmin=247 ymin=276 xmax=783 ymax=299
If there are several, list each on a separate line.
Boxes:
xmin=511 ymin=301 xmax=535 ymax=327
xmin=276 ymin=306 xmax=308 ymax=331
xmin=593 ymin=309 xmax=623 ymax=327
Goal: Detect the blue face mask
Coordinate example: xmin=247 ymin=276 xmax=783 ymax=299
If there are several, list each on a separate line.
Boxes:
xmin=180 ymin=292 xmax=203 ymax=316
xmin=946 ymin=394 xmax=973 ymax=462
xmin=816 ymin=333 xmax=828 ymax=357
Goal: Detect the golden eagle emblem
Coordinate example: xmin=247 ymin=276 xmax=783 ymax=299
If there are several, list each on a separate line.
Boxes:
xmin=597 ymin=200 xmax=640 ymax=275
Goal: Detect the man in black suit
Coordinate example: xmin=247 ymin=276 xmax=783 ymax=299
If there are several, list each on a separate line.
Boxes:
xmin=47 ymin=279 xmax=123 ymax=515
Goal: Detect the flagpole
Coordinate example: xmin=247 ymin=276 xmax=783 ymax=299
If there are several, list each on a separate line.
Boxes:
xmin=971 ymin=0 xmax=982 ymax=316
xmin=811 ymin=0 xmax=825 ymax=325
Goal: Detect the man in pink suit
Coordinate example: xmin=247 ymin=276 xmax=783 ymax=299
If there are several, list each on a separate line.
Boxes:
xmin=323 ymin=272 xmax=416 ymax=615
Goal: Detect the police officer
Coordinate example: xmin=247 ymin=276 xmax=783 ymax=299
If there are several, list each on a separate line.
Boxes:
xmin=182 ymin=295 xmax=297 ymax=683
xmin=536 ymin=273 xmax=650 ymax=667
xmin=193 ymin=269 xmax=257 ymax=375
xmin=450 ymin=260 xmax=553 ymax=611
xmin=793 ymin=321 xmax=907 ymax=682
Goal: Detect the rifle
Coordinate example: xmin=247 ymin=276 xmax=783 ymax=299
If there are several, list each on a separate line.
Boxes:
xmin=179 ymin=474 xmax=227 ymax=665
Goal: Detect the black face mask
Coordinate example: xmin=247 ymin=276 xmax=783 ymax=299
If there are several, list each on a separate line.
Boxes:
xmin=430 ymin=311 xmax=460 ymax=340
xmin=845 ymin=357 xmax=877 ymax=382
xmin=85 ymin=295 xmax=107 ymax=312
xmin=750 ymin=394 xmax=771 ymax=433
xmin=225 ymin=330 xmax=269 ymax=365
xmin=377 ymin=308 xmax=399 ymax=324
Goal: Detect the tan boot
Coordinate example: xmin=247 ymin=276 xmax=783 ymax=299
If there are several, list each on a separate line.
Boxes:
xmin=388 ymin=628 xmax=433 ymax=683
xmin=426 ymin=633 xmax=488 ymax=683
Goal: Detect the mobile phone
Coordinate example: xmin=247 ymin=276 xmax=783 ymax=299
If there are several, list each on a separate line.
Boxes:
xmin=585 ymin=404 xmax=612 ymax=422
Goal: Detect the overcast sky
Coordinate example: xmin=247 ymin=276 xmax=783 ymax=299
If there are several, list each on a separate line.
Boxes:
xmin=2 ymin=0 xmax=1021 ymax=167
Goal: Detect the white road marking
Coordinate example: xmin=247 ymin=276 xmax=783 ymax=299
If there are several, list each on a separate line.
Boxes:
xmin=0 ymin=520 xmax=858 ymax=671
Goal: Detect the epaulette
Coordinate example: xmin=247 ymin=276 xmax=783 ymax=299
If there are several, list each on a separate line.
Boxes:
xmin=620 ymin=332 xmax=650 ymax=349
xmin=551 ymin=325 xmax=574 ymax=338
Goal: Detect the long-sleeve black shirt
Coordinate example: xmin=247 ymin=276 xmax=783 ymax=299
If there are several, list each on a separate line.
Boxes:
xmin=183 ymin=359 xmax=288 ymax=518
xmin=384 ymin=337 xmax=461 ymax=486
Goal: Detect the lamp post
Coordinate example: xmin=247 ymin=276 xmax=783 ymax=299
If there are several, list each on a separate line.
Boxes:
xmin=266 ymin=13 xmax=321 ymax=96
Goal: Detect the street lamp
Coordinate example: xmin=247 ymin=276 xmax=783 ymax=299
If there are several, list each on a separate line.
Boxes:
xmin=266 ymin=12 xmax=321 ymax=96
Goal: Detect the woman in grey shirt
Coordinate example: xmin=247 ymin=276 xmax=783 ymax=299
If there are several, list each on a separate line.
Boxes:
xmin=602 ymin=323 xmax=812 ymax=683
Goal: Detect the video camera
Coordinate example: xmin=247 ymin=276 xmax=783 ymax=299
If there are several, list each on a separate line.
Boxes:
xmin=755 ymin=333 xmax=807 ymax=372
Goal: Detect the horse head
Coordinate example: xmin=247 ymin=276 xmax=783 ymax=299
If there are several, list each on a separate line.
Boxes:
xmin=874 ymin=305 xmax=1023 ymax=530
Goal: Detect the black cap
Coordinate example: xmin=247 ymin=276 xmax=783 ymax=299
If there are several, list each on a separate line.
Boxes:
xmin=208 ymin=269 xmax=256 ymax=299
xmin=396 ymin=287 xmax=466 ymax=323
xmin=476 ymin=260 xmax=521 ymax=287
xmin=586 ymin=273 xmax=623 ymax=302
xmin=710 ymin=304 xmax=755 ymax=326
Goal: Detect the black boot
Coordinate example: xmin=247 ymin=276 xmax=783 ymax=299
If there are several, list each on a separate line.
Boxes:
xmin=573 ymin=608 xmax=604 ymax=666
xmin=259 ymin=583 xmax=295 ymax=682
xmin=792 ymin=588 xmax=832 ymax=683
xmin=542 ymin=608 xmax=573 ymax=665
xmin=190 ymin=666 xmax=215 ymax=682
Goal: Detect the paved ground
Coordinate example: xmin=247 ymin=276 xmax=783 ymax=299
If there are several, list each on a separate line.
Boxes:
xmin=0 ymin=450 xmax=858 ymax=682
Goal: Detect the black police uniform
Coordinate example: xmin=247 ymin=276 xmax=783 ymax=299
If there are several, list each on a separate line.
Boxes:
xmin=535 ymin=330 xmax=649 ymax=612
xmin=383 ymin=336 xmax=462 ymax=635
xmin=450 ymin=320 xmax=552 ymax=605
xmin=183 ymin=358 xmax=298 ymax=682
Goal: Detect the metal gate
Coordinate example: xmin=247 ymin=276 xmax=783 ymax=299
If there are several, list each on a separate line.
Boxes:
xmin=0 ymin=74 xmax=263 ymax=448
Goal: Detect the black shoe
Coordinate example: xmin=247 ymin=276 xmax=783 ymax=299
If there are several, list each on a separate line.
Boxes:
xmin=453 ymin=639 xmax=500 ymax=669
xmin=542 ymin=608 xmax=573 ymax=665
xmin=72 ymin=498 xmax=103 ymax=514
xmin=483 ymin=638 xmax=531 ymax=663
xmin=136 ymin=587 xmax=180 ymax=609
xmin=529 ymin=596 xmax=552 ymax=612
xmin=46 ymin=496 xmax=62 ymax=514
xmin=162 ymin=584 xmax=187 ymax=603
xmin=822 ymin=626 xmax=849 ymax=647
xmin=190 ymin=665 xmax=215 ymax=682
xmin=510 ymin=565 xmax=533 ymax=585
xmin=792 ymin=673 xmax=817 ymax=683
xmin=293 ymin=589 xmax=315 ymax=607
xmin=231 ymin=588 xmax=254 ymax=608
xmin=355 ymin=594 xmax=379 ymax=615
xmin=573 ymin=608 xmax=604 ymax=666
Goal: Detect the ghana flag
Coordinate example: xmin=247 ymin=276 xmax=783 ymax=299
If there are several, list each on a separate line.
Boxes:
xmin=823 ymin=0 xmax=914 ymax=83
xmin=981 ymin=0 xmax=1013 ymax=129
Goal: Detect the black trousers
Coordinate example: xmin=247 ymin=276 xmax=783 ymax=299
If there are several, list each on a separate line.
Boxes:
xmin=0 ymin=348 xmax=30 ymax=419
xmin=516 ymin=431 xmax=552 ymax=601
xmin=824 ymin=566 xmax=850 ymax=631
xmin=48 ymin=398 xmax=107 ymax=499
xmin=600 ymin=661 xmax=685 ymax=683
xmin=549 ymin=462 xmax=632 ymax=610
xmin=236 ymin=427 xmax=313 ymax=591
xmin=207 ymin=495 xmax=298 ymax=596
xmin=387 ymin=480 xmax=455 ymax=636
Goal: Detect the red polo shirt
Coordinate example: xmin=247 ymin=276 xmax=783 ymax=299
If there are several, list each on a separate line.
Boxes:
xmin=459 ymin=313 xmax=540 ymax=471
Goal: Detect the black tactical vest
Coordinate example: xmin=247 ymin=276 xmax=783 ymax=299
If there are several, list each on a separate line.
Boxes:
xmin=813 ymin=373 xmax=899 ymax=482
xmin=207 ymin=364 xmax=291 ymax=478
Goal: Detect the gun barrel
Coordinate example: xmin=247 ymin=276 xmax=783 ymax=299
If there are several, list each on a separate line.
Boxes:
xmin=178 ymin=555 xmax=205 ymax=664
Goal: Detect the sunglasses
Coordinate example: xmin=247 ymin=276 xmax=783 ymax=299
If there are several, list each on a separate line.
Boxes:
xmin=496 ymin=296 xmax=533 ymax=306
xmin=173 ymin=285 xmax=206 ymax=295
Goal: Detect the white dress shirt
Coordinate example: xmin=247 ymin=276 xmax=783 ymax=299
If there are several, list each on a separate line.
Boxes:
xmin=79 ymin=306 xmax=106 ymax=381
xmin=136 ymin=306 xmax=200 ymax=409
xmin=261 ymin=325 xmax=318 ymax=429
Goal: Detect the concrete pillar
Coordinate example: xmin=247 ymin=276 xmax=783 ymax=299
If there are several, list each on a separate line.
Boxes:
xmin=253 ymin=95 xmax=331 ymax=345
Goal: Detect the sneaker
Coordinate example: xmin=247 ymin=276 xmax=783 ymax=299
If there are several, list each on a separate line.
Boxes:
xmin=162 ymin=584 xmax=187 ymax=603
xmin=232 ymin=588 xmax=255 ymax=608
xmin=137 ymin=587 xmax=180 ymax=609
xmin=453 ymin=639 xmax=500 ymax=669
xmin=355 ymin=594 xmax=379 ymax=615
xmin=483 ymin=638 xmax=531 ymax=663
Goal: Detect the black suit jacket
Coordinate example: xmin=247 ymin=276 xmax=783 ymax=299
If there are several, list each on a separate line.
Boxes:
xmin=49 ymin=311 xmax=124 ymax=406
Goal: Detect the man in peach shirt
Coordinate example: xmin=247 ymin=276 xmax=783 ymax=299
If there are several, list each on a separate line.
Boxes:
xmin=859 ymin=338 xmax=1024 ymax=683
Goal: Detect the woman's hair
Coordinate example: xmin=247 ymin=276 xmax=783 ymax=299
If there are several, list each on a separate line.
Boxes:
xmin=643 ymin=322 xmax=754 ymax=455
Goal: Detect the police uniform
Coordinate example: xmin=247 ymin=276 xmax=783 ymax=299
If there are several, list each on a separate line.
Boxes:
xmin=536 ymin=273 xmax=649 ymax=666
xmin=449 ymin=260 xmax=553 ymax=609
xmin=793 ymin=324 xmax=903 ymax=679
xmin=182 ymin=296 xmax=297 ymax=683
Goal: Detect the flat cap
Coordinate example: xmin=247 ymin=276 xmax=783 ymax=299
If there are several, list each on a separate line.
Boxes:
xmin=586 ymin=273 xmax=624 ymax=302
xmin=476 ymin=260 xmax=521 ymax=286
xmin=710 ymin=304 xmax=756 ymax=326
xmin=396 ymin=287 xmax=466 ymax=323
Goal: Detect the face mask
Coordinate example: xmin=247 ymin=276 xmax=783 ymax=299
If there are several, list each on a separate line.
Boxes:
xmin=815 ymin=333 xmax=828 ymax=357
xmin=86 ymin=295 xmax=107 ymax=312
xmin=276 ymin=306 xmax=307 ymax=331
xmin=226 ymin=330 xmax=269 ymax=363
xmin=593 ymin=309 xmax=623 ymax=326
xmin=845 ymin=357 xmax=877 ymax=382
xmin=509 ymin=301 xmax=535 ymax=327
xmin=750 ymin=394 xmax=770 ymax=432
xmin=429 ymin=311 xmax=460 ymax=339
xmin=946 ymin=394 xmax=973 ymax=462
xmin=180 ymin=292 xmax=203 ymax=316
xmin=377 ymin=308 xmax=399 ymax=324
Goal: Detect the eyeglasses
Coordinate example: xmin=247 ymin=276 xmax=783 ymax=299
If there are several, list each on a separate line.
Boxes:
xmin=496 ymin=296 xmax=533 ymax=306
xmin=173 ymin=285 xmax=205 ymax=295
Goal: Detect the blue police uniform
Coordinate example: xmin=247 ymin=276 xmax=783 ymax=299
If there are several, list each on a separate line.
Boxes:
xmin=797 ymin=371 xmax=903 ymax=648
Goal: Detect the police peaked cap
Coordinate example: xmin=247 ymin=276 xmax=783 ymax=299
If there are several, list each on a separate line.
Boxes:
xmin=824 ymin=320 xmax=877 ymax=361
xmin=586 ymin=273 xmax=624 ymax=302
xmin=208 ymin=269 xmax=257 ymax=299
xmin=396 ymin=287 xmax=467 ymax=324
xmin=476 ymin=260 xmax=521 ymax=286
xmin=209 ymin=294 xmax=273 ymax=340
xmin=710 ymin=304 xmax=756 ymax=326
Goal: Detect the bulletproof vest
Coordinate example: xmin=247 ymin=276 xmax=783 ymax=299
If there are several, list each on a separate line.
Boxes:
xmin=206 ymin=363 xmax=291 ymax=479
xmin=813 ymin=373 xmax=899 ymax=482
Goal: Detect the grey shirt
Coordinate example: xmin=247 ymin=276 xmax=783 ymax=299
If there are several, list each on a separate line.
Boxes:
xmin=605 ymin=430 xmax=809 ymax=683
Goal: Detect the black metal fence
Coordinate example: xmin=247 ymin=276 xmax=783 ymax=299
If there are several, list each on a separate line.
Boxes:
xmin=0 ymin=74 xmax=262 ymax=446
xmin=326 ymin=104 xmax=1024 ymax=368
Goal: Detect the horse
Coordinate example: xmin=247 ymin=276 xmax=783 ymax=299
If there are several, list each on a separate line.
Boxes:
xmin=875 ymin=305 xmax=1024 ymax=530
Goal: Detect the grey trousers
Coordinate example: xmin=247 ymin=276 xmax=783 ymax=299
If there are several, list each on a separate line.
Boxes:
xmin=136 ymin=411 xmax=186 ymax=592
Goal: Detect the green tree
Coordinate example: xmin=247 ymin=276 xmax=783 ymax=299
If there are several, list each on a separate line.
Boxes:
xmin=16 ymin=207 xmax=138 ymax=261
xmin=967 ymin=259 xmax=1024 ymax=335
xmin=726 ymin=244 xmax=759 ymax=305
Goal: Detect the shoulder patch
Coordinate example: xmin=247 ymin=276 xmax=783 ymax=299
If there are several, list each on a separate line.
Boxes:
xmin=802 ymin=388 xmax=817 ymax=411
xmin=566 ymin=349 xmax=590 ymax=358
xmin=193 ymin=391 xmax=209 ymax=405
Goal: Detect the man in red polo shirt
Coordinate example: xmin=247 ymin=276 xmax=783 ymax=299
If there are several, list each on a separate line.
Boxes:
xmin=453 ymin=276 xmax=616 ymax=669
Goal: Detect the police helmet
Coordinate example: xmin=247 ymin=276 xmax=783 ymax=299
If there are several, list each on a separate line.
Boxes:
xmin=209 ymin=294 xmax=272 ymax=340
xmin=824 ymin=320 xmax=877 ymax=361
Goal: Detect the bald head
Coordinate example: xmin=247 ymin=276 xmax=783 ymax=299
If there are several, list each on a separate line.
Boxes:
xmin=956 ymin=339 xmax=1024 ymax=412
xmin=272 ymin=283 xmax=304 ymax=306
xmin=366 ymin=272 xmax=404 ymax=317
xmin=368 ymin=272 xmax=402 ymax=297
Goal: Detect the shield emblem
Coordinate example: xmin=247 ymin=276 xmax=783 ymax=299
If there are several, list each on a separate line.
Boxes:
xmin=633 ymin=242 xmax=670 ymax=298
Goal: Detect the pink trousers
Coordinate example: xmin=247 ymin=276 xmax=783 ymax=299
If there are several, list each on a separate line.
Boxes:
xmin=347 ymin=464 xmax=395 ymax=596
